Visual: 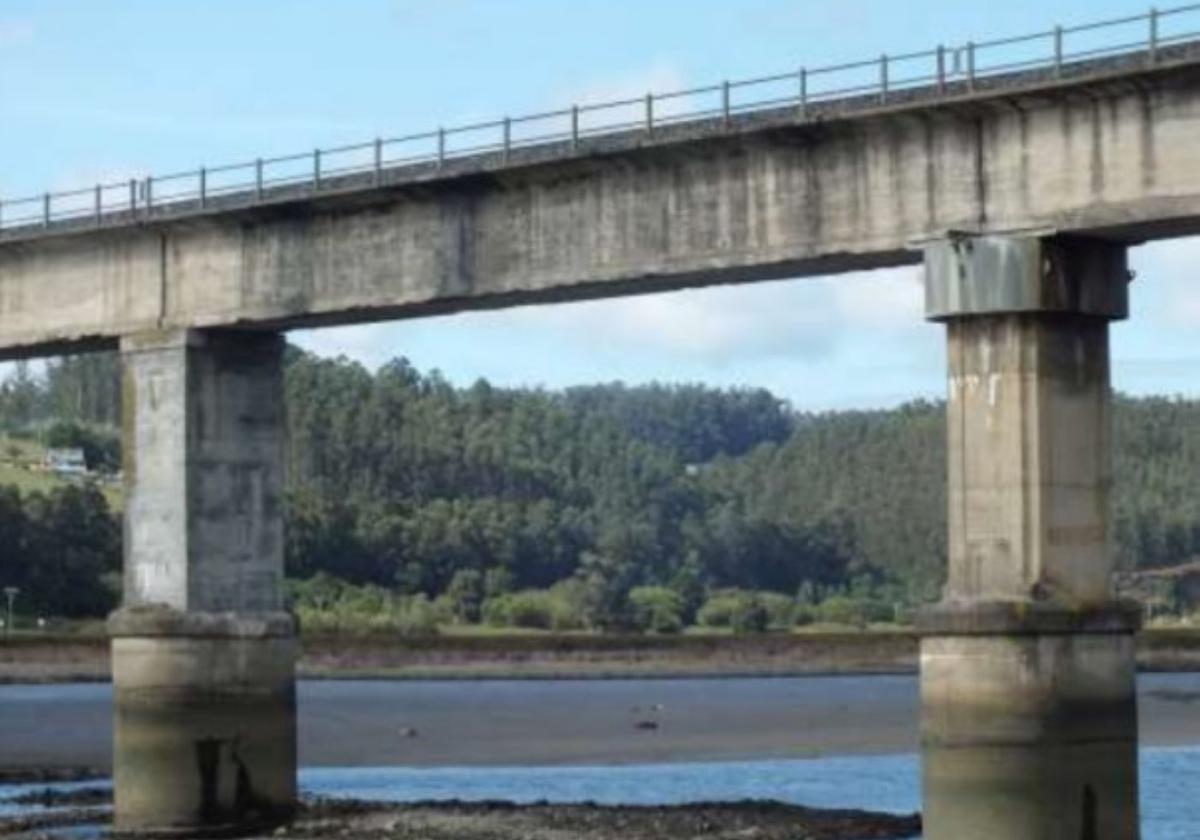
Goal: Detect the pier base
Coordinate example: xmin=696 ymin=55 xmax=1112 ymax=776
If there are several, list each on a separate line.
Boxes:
xmin=110 ymin=609 xmax=297 ymax=835
xmin=112 ymin=329 xmax=295 ymax=835
xmin=920 ymin=605 xmax=1139 ymax=840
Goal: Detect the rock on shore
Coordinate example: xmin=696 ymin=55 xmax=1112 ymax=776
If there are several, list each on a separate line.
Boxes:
xmin=1 ymin=797 xmax=921 ymax=840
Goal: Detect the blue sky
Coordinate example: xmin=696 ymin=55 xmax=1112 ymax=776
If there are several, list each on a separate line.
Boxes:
xmin=2 ymin=0 xmax=1198 ymax=409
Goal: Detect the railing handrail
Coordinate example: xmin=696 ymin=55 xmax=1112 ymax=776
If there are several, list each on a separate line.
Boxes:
xmin=3 ymin=3 xmax=1200 ymax=236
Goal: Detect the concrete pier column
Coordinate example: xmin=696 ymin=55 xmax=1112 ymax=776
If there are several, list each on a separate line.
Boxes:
xmin=110 ymin=329 xmax=296 ymax=836
xmin=920 ymin=235 xmax=1140 ymax=840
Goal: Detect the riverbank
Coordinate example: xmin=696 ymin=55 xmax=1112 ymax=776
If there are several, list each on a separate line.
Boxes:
xmin=3 ymin=628 xmax=1200 ymax=683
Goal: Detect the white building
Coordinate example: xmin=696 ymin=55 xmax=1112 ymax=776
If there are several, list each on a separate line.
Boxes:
xmin=45 ymin=447 xmax=88 ymax=476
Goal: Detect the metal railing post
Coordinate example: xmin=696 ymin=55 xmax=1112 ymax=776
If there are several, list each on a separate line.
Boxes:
xmin=1150 ymin=7 xmax=1160 ymax=64
xmin=5 ymin=6 xmax=1191 ymax=231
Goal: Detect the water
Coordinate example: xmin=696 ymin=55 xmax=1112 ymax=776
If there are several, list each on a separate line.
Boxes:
xmin=4 ymin=750 xmax=1199 ymax=838
xmin=2 ymin=674 xmax=1199 ymax=837
xmin=302 ymin=748 xmax=1200 ymax=840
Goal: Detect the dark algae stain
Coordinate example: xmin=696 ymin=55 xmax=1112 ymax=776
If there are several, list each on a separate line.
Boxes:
xmin=232 ymin=737 xmax=262 ymax=817
xmin=194 ymin=737 xmax=223 ymax=824
xmin=194 ymin=735 xmax=265 ymax=825
xmin=1081 ymin=784 xmax=1098 ymax=840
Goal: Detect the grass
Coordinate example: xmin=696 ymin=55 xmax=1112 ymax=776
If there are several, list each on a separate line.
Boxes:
xmin=0 ymin=463 xmax=63 ymax=495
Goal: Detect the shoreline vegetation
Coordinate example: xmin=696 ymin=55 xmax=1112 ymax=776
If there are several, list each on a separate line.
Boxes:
xmin=3 ymin=628 xmax=1200 ymax=684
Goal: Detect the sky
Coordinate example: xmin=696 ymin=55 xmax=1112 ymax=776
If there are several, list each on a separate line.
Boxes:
xmin=2 ymin=0 xmax=1199 ymax=410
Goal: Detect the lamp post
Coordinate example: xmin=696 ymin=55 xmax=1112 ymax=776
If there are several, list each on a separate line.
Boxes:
xmin=3 ymin=587 xmax=17 ymax=638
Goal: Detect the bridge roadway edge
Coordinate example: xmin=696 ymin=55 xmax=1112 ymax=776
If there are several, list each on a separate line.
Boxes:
xmin=4 ymin=47 xmax=1200 ymax=359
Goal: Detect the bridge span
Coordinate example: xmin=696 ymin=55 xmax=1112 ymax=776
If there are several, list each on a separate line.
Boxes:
xmin=2 ymin=8 xmax=1196 ymax=839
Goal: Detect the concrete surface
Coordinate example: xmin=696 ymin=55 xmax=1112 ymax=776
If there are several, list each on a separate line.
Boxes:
xmin=113 ymin=330 xmax=296 ymax=835
xmin=121 ymin=329 xmax=285 ymax=612
xmin=110 ymin=610 xmax=297 ymax=835
xmin=920 ymin=233 xmax=1139 ymax=840
xmin=5 ymin=54 xmax=1200 ymax=358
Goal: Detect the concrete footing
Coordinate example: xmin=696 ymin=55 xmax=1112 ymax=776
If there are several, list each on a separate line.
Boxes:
xmin=919 ymin=604 xmax=1139 ymax=840
xmin=109 ymin=607 xmax=297 ymax=836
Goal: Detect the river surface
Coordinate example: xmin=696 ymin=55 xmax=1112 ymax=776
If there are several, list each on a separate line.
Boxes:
xmin=2 ymin=674 xmax=1199 ymax=838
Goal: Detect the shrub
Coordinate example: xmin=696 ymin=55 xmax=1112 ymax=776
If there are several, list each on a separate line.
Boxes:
xmin=792 ymin=603 xmax=817 ymax=627
xmin=729 ymin=597 xmax=770 ymax=634
xmin=757 ymin=592 xmax=796 ymax=630
xmin=482 ymin=589 xmax=581 ymax=631
xmin=628 ymin=586 xmax=685 ymax=634
xmin=698 ymin=589 xmax=792 ymax=633
xmin=696 ymin=591 xmax=743 ymax=628
xmin=816 ymin=596 xmax=894 ymax=628
xmin=445 ymin=569 xmax=485 ymax=623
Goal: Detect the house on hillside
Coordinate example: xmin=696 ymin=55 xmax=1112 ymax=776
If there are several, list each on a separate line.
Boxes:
xmin=45 ymin=447 xmax=88 ymax=477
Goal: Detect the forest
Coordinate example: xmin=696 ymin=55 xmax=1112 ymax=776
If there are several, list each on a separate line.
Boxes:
xmin=1 ymin=349 xmax=1199 ymax=632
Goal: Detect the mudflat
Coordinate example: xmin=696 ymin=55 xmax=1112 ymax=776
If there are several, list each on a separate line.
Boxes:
xmin=2 ymin=674 xmax=1200 ymax=773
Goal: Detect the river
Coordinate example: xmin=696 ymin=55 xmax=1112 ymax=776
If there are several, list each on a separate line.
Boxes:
xmin=2 ymin=674 xmax=1199 ymax=838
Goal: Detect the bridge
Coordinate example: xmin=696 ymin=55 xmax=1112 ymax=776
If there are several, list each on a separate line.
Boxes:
xmin=2 ymin=6 xmax=1197 ymax=838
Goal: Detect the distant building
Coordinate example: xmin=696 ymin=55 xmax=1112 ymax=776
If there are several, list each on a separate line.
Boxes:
xmin=45 ymin=447 xmax=88 ymax=476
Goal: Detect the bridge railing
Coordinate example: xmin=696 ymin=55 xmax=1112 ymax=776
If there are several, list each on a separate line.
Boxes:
xmin=3 ymin=4 xmax=1200 ymax=237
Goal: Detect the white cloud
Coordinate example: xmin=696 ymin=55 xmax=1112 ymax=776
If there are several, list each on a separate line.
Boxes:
xmin=501 ymin=278 xmax=835 ymax=364
xmin=1134 ymin=237 xmax=1200 ymax=328
xmin=297 ymin=266 xmax=929 ymax=378
xmin=829 ymin=266 xmax=924 ymax=329
xmin=548 ymin=59 xmax=692 ymax=131
xmin=564 ymin=59 xmax=688 ymax=108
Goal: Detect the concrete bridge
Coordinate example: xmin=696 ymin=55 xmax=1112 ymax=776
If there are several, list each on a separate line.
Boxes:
xmin=3 ymin=8 xmax=1199 ymax=838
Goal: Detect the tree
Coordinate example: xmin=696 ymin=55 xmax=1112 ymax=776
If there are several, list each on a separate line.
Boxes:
xmin=22 ymin=485 xmax=120 ymax=617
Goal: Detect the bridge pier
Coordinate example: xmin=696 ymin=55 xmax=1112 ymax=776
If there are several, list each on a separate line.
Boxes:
xmin=919 ymin=235 xmax=1140 ymax=840
xmin=109 ymin=329 xmax=296 ymax=835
